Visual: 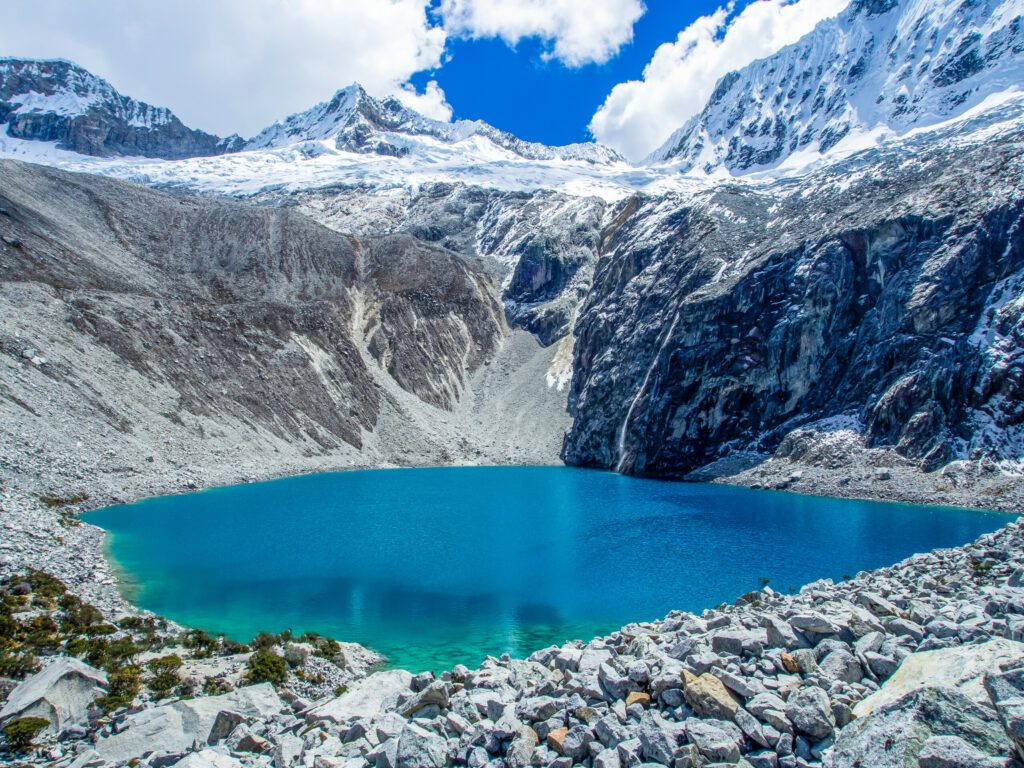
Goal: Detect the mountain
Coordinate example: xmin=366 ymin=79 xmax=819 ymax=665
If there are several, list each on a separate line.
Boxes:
xmin=649 ymin=0 xmax=1024 ymax=172
xmin=247 ymin=83 xmax=623 ymax=164
xmin=1 ymin=0 xmax=1023 ymax=505
xmin=0 ymin=58 xmax=243 ymax=159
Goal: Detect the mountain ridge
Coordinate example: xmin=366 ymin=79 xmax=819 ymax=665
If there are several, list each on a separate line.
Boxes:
xmin=648 ymin=0 xmax=1024 ymax=171
xmin=0 ymin=57 xmax=243 ymax=159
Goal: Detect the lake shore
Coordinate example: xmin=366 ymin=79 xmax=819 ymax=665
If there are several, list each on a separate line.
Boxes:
xmin=2 ymin=455 xmax=1024 ymax=766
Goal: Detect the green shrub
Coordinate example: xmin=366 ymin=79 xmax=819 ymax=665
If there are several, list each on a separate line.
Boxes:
xmin=221 ymin=638 xmax=249 ymax=655
xmin=97 ymin=666 xmax=141 ymax=712
xmin=183 ymin=630 xmax=217 ymax=658
xmin=2 ymin=716 xmax=50 ymax=750
xmin=146 ymin=655 xmax=183 ymax=697
xmin=103 ymin=638 xmax=140 ymax=669
xmin=249 ymin=632 xmax=280 ymax=651
xmin=315 ymin=638 xmax=342 ymax=659
xmin=203 ymin=677 xmax=232 ymax=696
xmin=26 ymin=570 xmax=65 ymax=599
xmin=246 ymin=648 xmax=287 ymax=686
xmin=0 ymin=646 xmax=39 ymax=678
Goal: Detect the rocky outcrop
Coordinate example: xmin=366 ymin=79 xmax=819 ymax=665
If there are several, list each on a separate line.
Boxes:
xmin=0 ymin=59 xmax=242 ymax=159
xmin=0 ymin=658 xmax=107 ymax=736
xmin=281 ymin=182 xmax=608 ymax=347
xmin=564 ymin=106 xmax=1024 ymax=478
xmin=94 ymin=683 xmax=284 ymax=762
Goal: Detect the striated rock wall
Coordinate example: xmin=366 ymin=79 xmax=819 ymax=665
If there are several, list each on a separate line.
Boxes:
xmin=564 ymin=111 xmax=1024 ymax=478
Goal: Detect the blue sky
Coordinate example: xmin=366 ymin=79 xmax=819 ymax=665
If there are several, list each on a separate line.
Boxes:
xmin=0 ymin=0 xmax=849 ymax=160
xmin=412 ymin=1 xmax=729 ymax=146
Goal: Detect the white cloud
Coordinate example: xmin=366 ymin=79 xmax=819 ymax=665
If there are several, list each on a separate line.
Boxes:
xmin=440 ymin=0 xmax=646 ymax=66
xmin=590 ymin=0 xmax=850 ymax=161
xmin=0 ymin=0 xmax=450 ymax=136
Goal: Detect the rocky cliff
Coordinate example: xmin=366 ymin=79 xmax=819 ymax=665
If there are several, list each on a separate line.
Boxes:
xmin=564 ymin=103 xmax=1024 ymax=479
xmin=0 ymin=58 xmax=242 ymax=159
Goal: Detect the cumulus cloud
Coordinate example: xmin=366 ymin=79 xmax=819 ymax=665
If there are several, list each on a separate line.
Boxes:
xmin=0 ymin=0 xmax=450 ymax=136
xmin=440 ymin=0 xmax=646 ymax=66
xmin=590 ymin=0 xmax=850 ymax=161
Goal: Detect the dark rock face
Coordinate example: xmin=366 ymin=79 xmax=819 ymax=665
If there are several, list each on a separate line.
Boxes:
xmin=563 ymin=111 xmax=1024 ymax=477
xmin=0 ymin=160 xmax=504 ymax=450
xmin=0 ymin=59 xmax=242 ymax=159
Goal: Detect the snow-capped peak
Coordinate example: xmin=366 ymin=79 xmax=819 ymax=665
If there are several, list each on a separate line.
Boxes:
xmin=246 ymin=81 xmax=624 ymax=165
xmin=0 ymin=57 xmax=242 ymax=159
xmin=648 ymin=0 xmax=1024 ymax=173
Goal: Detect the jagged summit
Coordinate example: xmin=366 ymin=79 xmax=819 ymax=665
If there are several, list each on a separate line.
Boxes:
xmin=0 ymin=57 xmax=242 ymax=159
xmin=648 ymin=0 xmax=1024 ymax=172
xmin=247 ymin=81 xmax=624 ymax=164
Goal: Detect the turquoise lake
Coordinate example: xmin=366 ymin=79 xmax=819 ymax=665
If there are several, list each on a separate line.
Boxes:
xmin=85 ymin=466 xmax=1007 ymax=672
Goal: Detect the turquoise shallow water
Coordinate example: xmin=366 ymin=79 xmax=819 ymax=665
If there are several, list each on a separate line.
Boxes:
xmin=86 ymin=466 xmax=1006 ymax=672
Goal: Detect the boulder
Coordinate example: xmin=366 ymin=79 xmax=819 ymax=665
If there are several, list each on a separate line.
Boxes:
xmin=309 ymin=670 xmax=413 ymax=723
xmin=984 ymin=666 xmax=1024 ymax=761
xmin=917 ymin=734 xmax=1006 ymax=768
xmin=505 ymin=725 xmax=539 ymax=768
xmin=683 ymin=718 xmax=743 ymax=763
xmin=853 ymin=638 xmax=1024 ymax=717
xmin=400 ymin=680 xmax=451 ymax=717
xmin=173 ymin=750 xmax=244 ymax=768
xmin=395 ymin=722 xmax=449 ymax=768
xmin=819 ymin=648 xmax=863 ymax=684
xmin=0 ymin=658 xmax=108 ymax=736
xmin=785 ymin=686 xmax=834 ymax=741
xmin=681 ymin=670 xmax=740 ymax=720
xmin=829 ymin=686 xmax=1007 ymax=768
xmin=95 ymin=683 xmax=284 ymax=763
xmin=637 ymin=711 xmax=679 ymax=764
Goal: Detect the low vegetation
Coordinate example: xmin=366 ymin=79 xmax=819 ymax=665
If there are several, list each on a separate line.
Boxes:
xmin=2 ymin=716 xmax=50 ymax=750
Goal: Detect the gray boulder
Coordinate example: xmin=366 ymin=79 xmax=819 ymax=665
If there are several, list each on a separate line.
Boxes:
xmin=95 ymin=683 xmax=284 ymax=763
xmin=829 ymin=686 xmax=1007 ymax=768
xmin=785 ymin=686 xmax=835 ymax=741
xmin=637 ymin=711 xmax=679 ymax=764
xmin=984 ymin=666 xmax=1024 ymax=761
xmin=917 ymin=734 xmax=1006 ymax=768
xmin=0 ymin=658 xmax=108 ymax=736
xmin=395 ymin=722 xmax=449 ymax=768
xmin=309 ymin=669 xmax=413 ymax=723
xmin=684 ymin=718 xmax=743 ymax=763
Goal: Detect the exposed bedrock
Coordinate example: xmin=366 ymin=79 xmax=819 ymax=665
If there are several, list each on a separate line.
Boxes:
xmin=0 ymin=160 xmax=505 ymax=461
xmin=563 ymin=120 xmax=1024 ymax=478
xmin=277 ymin=183 xmax=608 ymax=347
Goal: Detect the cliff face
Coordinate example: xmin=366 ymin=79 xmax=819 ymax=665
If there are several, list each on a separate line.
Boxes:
xmin=564 ymin=107 xmax=1024 ymax=476
xmin=0 ymin=59 xmax=241 ymax=159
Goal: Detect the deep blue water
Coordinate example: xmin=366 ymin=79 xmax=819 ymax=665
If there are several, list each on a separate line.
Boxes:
xmin=85 ymin=466 xmax=1006 ymax=672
